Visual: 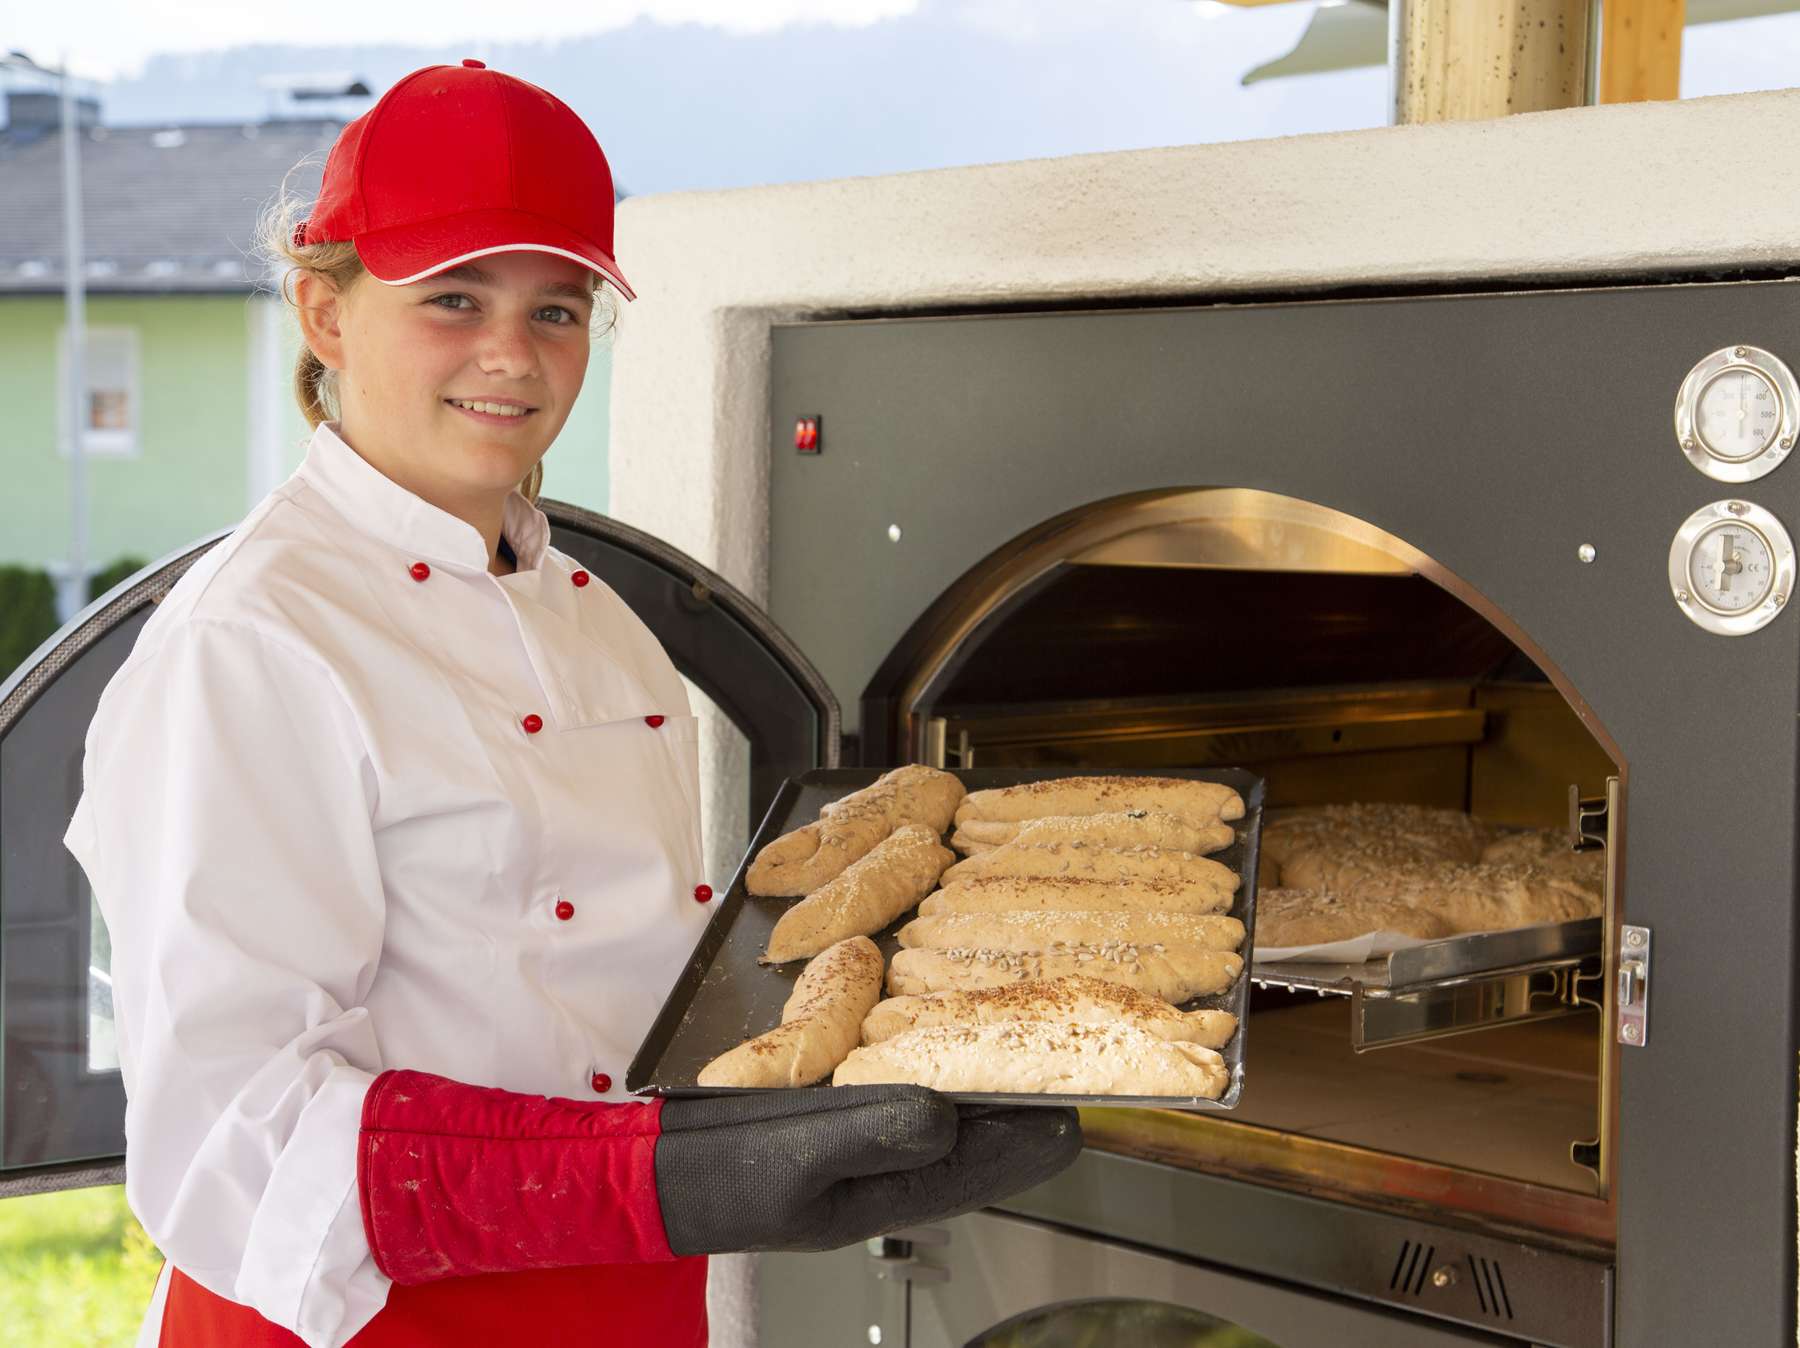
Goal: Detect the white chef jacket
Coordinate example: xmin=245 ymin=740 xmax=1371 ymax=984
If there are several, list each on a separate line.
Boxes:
xmin=62 ymin=419 xmax=713 ymax=1348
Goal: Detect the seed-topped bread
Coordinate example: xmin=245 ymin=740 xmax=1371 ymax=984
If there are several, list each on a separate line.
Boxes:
xmin=954 ymin=776 xmax=1243 ymax=828
xmin=896 ymin=909 xmax=1244 ymax=955
xmin=860 ymin=975 xmax=1237 ymax=1048
xmin=833 ymin=1020 xmax=1230 ymax=1098
xmin=1254 ymin=887 xmax=1450 ymax=947
xmin=917 ymin=875 xmax=1232 ymax=918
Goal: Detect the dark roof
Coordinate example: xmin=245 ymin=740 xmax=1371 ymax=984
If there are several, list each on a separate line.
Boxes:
xmin=0 ymin=119 xmax=338 ymax=294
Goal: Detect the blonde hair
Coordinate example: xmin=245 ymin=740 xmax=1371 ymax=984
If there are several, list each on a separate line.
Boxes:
xmin=253 ymin=167 xmax=621 ymax=505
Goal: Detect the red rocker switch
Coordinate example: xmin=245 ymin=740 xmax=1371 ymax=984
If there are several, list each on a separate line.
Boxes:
xmin=795 ymin=415 xmax=822 ymax=454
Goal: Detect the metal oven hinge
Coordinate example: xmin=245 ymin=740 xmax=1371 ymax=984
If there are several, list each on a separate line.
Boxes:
xmin=1568 ymin=785 xmax=1608 ymax=851
xmin=1617 ymin=925 xmax=1650 ymax=1047
xmin=866 ymin=1227 xmax=951 ymax=1285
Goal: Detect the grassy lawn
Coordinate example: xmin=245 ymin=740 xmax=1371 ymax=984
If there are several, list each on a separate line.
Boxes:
xmin=0 ymin=1186 xmax=162 ymax=1346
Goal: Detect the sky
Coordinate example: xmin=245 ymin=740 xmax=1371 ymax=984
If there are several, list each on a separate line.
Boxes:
xmin=5 ymin=0 xmax=1799 ymax=197
xmin=11 ymin=0 xmax=933 ymax=81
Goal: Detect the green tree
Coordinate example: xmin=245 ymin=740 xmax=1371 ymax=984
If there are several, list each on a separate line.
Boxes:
xmin=0 ymin=556 xmax=147 ymax=687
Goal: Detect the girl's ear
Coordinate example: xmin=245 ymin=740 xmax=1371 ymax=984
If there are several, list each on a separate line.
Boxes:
xmin=294 ymin=272 xmax=349 ymax=371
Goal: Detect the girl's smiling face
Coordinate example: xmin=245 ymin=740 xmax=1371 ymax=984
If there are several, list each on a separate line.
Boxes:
xmin=299 ymin=249 xmax=596 ymax=524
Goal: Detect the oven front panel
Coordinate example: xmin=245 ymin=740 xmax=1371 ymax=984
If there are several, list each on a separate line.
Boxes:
xmin=913 ymin=1211 xmax=1529 ymax=1348
xmin=768 ymin=279 xmax=1800 ymax=1343
xmin=761 ymin=1150 xmax=1605 ymax=1346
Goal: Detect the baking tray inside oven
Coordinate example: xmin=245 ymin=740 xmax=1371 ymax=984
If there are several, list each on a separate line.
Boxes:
xmin=1253 ymin=918 xmax=1603 ymax=1051
xmin=1253 ymin=917 xmax=1602 ymax=996
xmin=627 ymin=766 xmax=1265 ymax=1110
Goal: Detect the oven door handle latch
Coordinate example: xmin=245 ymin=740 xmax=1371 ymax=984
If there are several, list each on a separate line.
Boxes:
xmin=1617 ymin=924 xmax=1651 ymax=1046
xmin=866 ymin=1226 xmax=951 ymax=1285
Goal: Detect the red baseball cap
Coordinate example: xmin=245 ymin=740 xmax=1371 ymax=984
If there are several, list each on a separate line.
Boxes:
xmin=295 ymin=59 xmax=635 ymax=300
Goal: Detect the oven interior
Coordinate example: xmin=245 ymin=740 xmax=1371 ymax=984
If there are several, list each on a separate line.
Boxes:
xmin=877 ymin=489 xmax=1621 ymax=1252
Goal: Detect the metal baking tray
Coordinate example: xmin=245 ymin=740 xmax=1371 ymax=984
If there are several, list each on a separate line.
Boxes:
xmin=627 ymin=766 xmax=1265 ymax=1110
xmin=1252 ymin=917 xmax=1602 ymax=997
xmin=1253 ymin=917 xmax=1603 ymax=1051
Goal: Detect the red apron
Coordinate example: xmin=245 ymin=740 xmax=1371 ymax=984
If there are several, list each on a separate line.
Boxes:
xmin=161 ymin=1258 xmax=708 ymax=1347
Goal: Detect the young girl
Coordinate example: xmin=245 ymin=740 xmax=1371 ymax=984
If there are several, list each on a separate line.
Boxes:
xmin=62 ymin=60 xmax=1078 ymax=1348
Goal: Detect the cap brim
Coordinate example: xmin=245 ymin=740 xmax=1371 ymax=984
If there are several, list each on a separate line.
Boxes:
xmin=354 ymin=207 xmax=636 ymax=301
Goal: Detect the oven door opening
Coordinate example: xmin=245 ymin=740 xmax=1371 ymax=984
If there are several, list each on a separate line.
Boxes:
xmin=864 ymin=488 xmax=1623 ymax=1254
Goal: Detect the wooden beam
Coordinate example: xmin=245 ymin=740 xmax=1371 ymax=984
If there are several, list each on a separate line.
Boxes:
xmin=1600 ymin=0 xmax=1685 ymax=102
xmin=1394 ymin=0 xmax=1593 ymax=125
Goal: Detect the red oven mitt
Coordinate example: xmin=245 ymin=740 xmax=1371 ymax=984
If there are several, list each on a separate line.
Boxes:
xmin=358 ymin=1070 xmax=1081 ymax=1281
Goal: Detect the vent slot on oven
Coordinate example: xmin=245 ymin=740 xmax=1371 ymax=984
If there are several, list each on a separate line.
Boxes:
xmin=1468 ymin=1254 xmax=1515 ymax=1320
xmin=1388 ymin=1240 xmax=1436 ymax=1296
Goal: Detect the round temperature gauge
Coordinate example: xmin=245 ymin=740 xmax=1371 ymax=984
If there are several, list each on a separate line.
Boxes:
xmin=1669 ymin=500 xmax=1795 ymax=635
xmin=1674 ymin=345 xmax=1800 ymax=482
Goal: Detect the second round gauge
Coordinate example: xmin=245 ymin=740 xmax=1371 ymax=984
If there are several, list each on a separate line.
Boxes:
xmin=1669 ymin=500 xmax=1795 ymax=636
xmin=1685 ymin=518 xmax=1776 ymax=614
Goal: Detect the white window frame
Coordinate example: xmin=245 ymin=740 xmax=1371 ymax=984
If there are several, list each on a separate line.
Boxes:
xmin=55 ymin=324 xmax=141 ymax=458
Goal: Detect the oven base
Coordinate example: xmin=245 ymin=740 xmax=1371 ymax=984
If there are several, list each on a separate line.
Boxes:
xmin=759 ymin=1150 xmax=1611 ymax=1347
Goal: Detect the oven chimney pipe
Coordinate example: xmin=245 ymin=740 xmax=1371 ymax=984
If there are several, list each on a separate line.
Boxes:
xmin=1388 ymin=0 xmax=1601 ymax=124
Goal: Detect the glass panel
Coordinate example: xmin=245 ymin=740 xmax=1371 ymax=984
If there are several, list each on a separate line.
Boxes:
xmin=89 ymin=389 xmax=130 ymax=432
xmin=87 ymin=894 xmax=118 ymax=1075
xmin=969 ymin=1298 xmax=1283 ymax=1348
xmin=2 ymin=614 xmax=139 ymax=1171
xmin=681 ymin=675 xmax=752 ymax=890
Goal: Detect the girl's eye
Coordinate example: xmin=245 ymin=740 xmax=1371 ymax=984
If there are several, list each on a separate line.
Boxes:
xmin=428 ymin=293 xmax=580 ymax=325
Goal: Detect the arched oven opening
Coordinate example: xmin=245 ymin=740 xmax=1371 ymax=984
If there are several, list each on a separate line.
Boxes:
xmin=863 ymin=488 xmax=1623 ymax=1250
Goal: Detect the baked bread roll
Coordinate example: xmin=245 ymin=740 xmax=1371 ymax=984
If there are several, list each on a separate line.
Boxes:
xmin=861 ymin=975 xmax=1237 ymax=1048
xmin=1280 ymin=835 xmax=1486 ymax=898
xmin=1480 ymin=829 xmax=1606 ymax=887
xmin=954 ymin=776 xmax=1244 ymax=828
xmin=697 ymin=936 xmax=884 ymax=1087
xmin=918 ymin=875 xmax=1232 ymax=918
xmin=763 ymin=824 xmax=954 ymax=963
xmin=954 ymin=810 xmax=1235 ymax=857
xmin=1337 ymin=860 xmax=1600 ymax=934
xmin=746 ymin=765 xmax=964 ymax=897
xmin=887 ymin=944 xmax=1243 ymax=1005
xmin=833 ymin=1021 xmax=1229 ymax=1099
xmin=1255 ymin=887 xmax=1450 ymax=947
xmin=954 ymin=818 xmax=1036 ymax=847
xmin=940 ymin=842 xmax=1237 ymax=894
xmin=1262 ymin=802 xmax=1490 ymax=874
xmin=896 ymin=910 xmax=1244 ymax=955
xmin=948 ymin=831 xmax=1000 ymax=856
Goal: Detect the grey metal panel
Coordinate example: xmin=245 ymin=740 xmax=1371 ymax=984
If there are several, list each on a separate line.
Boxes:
xmin=758 ymin=1241 xmax=906 ymax=1347
xmin=913 ymin=1208 xmax=1522 ymax=1348
xmin=987 ymin=1149 xmax=1608 ymax=1346
xmin=767 ymin=279 xmax=1800 ymax=1343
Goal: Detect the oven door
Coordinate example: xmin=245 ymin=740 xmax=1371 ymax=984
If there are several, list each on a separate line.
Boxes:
xmin=0 ymin=502 xmax=837 ymax=1193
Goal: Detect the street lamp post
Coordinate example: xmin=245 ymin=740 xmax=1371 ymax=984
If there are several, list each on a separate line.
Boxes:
xmin=59 ymin=51 xmax=89 ymax=616
xmin=4 ymin=49 xmax=89 ymax=618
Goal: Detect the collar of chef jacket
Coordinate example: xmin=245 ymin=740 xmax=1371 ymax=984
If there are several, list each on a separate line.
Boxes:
xmin=296 ymin=419 xmax=683 ymax=729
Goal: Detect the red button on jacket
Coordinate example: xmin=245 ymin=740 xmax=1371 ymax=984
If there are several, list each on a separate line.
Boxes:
xmin=645 ymin=715 xmax=665 ymax=728
xmin=409 ymin=562 xmax=431 ymax=582
xmin=590 ymin=1072 xmax=612 ymax=1093
xmin=571 ymin=569 xmax=591 ymax=588
xmin=522 ymin=714 xmax=543 ymax=735
xmin=693 ymin=885 xmax=713 ymax=904
xmin=554 ymin=900 xmax=575 ymax=921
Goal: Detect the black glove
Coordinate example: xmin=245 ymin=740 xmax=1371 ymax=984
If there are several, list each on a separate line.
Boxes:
xmin=654 ymin=1084 xmax=1082 ymax=1256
